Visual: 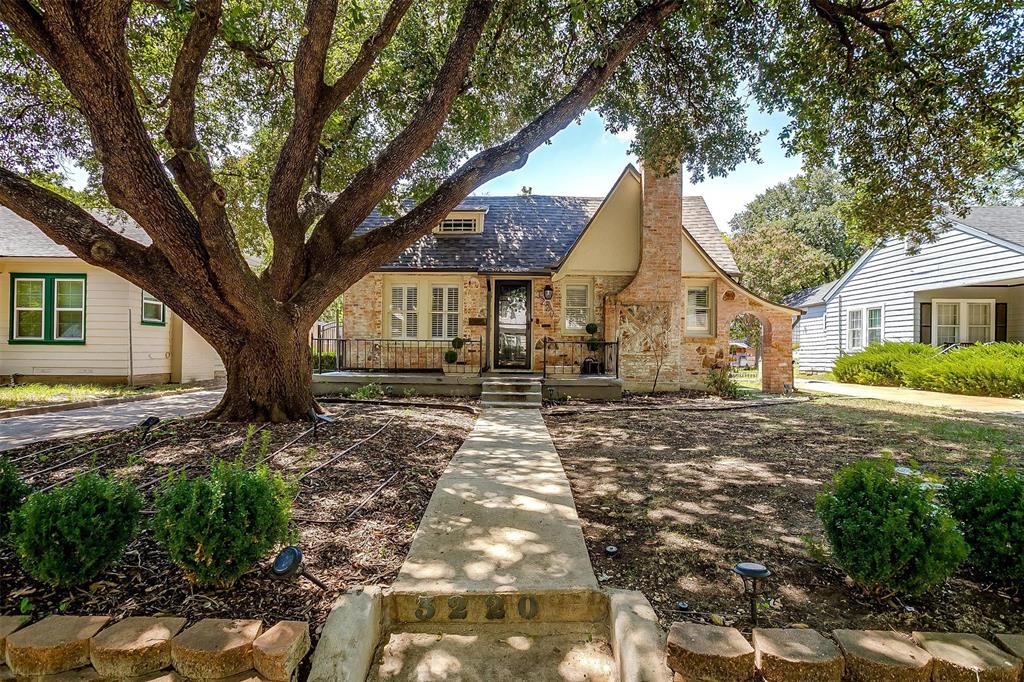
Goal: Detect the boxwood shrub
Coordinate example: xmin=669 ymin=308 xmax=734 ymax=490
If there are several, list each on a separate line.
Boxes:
xmin=0 ymin=456 xmax=30 ymax=537
xmin=10 ymin=473 xmax=141 ymax=586
xmin=816 ymin=459 xmax=967 ymax=596
xmin=943 ymin=464 xmax=1024 ymax=583
xmin=153 ymin=460 xmax=294 ymax=587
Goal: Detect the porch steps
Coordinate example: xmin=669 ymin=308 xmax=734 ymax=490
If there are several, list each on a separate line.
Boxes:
xmin=481 ymin=377 xmax=542 ymax=408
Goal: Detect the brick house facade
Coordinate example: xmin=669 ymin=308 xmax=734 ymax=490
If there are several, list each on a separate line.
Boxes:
xmin=340 ymin=164 xmax=797 ymax=392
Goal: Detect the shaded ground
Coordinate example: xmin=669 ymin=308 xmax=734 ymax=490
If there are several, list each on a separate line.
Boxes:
xmin=1 ymin=403 xmax=474 ymax=657
xmin=546 ymin=395 xmax=1024 ymax=636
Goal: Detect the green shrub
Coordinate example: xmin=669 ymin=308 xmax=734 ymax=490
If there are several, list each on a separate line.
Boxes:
xmin=832 ymin=342 xmax=933 ymax=386
xmin=450 ymin=336 xmax=465 ymax=350
xmin=351 ymin=382 xmax=385 ymax=400
xmin=943 ymin=464 xmax=1024 ymax=583
xmin=153 ymin=460 xmax=294 ymax=587
xmin=816 ymin=459 xmax=967 ymax=596
xmin=902 ymin=343 xmax=1024 ymax=398
xmin=0 ymin=456 xmax=30 ymax=537
xmin=705 ymin=365 xmax=740 ymax=398
xmin=443 ymin=349 xmax=459 ymax=363
xmin=10 ymin=473 xmax=141 ymax=586
xmin=310 ymin=350 xmax=337 ymax=371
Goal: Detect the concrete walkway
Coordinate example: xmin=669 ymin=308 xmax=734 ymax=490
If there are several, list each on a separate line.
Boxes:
xmin=0 ymin=389 xmax=223 ymax=451
xmin=796 ymin=379 xmax=1024 ymax=417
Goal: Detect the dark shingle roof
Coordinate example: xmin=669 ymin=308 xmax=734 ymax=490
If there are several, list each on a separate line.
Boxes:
xmin=782 ymin=279 xmax=837 ymax=308
xmin=682 ymin=196 xmax=739 ymax=274
xmin=955 ymin=206 xmax=1024 ymax=248
xmin=0 ymin=206 xmax=150 ymax=257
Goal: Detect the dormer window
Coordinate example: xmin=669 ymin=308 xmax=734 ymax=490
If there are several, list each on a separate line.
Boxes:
xmin=433 ymin=209 xmax=485 ymax=235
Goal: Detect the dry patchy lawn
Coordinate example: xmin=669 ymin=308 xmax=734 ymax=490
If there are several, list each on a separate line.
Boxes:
xmin=547 ymin=396 xmax=1024 ymax=636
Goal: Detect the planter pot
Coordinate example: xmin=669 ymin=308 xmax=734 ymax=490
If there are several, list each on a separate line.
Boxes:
xmin=443 ymin=363 xmax=480 ymax=375
xmin=549 ymin=364 xmax=581 ymax=375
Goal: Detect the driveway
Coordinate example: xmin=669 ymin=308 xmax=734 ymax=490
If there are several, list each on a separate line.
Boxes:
xmin=796 ymin=379 xmax=1024 ymax=417
xmin=0 ymin=389 xmax=223 ymax=451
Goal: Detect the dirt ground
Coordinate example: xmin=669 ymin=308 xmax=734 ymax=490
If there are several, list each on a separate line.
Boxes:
xmin=546 ymin=394 xmax=1024 ymax=637
xmin=1 ymin=403 xmax=474 ymax=657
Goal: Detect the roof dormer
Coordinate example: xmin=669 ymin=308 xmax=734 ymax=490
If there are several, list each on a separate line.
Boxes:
xmin=433 ymin=208 xmax=486 ymax=235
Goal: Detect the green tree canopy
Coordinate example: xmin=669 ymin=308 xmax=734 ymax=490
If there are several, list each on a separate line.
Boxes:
xmin=0 ymin=0 xmax=1020 ymax=419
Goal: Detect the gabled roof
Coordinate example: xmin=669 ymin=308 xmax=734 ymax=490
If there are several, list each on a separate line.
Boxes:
xmin=954 ymin=206 xmax=1024 ymax=249
xmin=0 ymin=206 xmax=150 ymax=257
xmin=682 ymin=196 xmax=739 ymax=274
xmin=782 ymin=279 xmax=837 ymax=308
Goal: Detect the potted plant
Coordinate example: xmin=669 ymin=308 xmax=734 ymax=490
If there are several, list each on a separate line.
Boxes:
xmin=583 ymin=323 xmax=604 ymax=373
xmin=442 ymin=337 xmax=479 ymax=375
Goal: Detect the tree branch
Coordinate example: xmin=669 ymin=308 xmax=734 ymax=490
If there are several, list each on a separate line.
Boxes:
xmin=293 ymin=0 xmax=683 ymax=317
xmin=0 ymin=0 xmax=57 ymax=62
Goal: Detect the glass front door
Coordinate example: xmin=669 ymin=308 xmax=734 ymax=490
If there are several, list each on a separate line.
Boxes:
xmin=494 ymin=280 xmax=531 ymax=369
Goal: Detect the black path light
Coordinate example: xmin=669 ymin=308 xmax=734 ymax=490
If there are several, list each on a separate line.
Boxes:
xmin=307 ymin=409 xmax=334 ymax=442
xmin=271 ymin=546 xmax=328 ymax=590
xmin=732 ymin=561 xmax=771 ymax=626
xmin=138 ymin=416 xmax=161 ymax=442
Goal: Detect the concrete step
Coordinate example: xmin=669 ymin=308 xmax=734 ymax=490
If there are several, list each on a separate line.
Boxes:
xmin=388 ymin=589 xmax=605 ymax=626
xmin=481 ymin=400 xmax=541 ymax=409
xmin=482 ymin=380 xmax=542 ymax=393
xmin=480 ymin=390 xmax=542 ymax=401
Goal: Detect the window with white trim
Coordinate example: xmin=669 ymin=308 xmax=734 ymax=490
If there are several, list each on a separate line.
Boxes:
xmin=53 ymin=279 xmax=85 ymax=340
xmin=141 ymin=291 xmax=166 ymax=325
xmin=563 ymin=283 xmax=591 ymax=333
xmin=435 ymin=217 xmax=480 ymax=233
xmin=848 ymin=309 xmax=863 ymax=349
xmin=13 ymin=278 xmax=45 ymax=340
xmin=967 ymin=302 xmax=992 ymax=343
xmin=866 ymin=307 xmax=882 ymax=345
xmin=431 ymin=285 xmax=460 ymax=339
xmin=685 ymin=285 xmax=712 ymax=334
xmin=935 ymin=301 xmax=961 ymax=345
xmin=389 ymin=285 xmax=418 ymax=339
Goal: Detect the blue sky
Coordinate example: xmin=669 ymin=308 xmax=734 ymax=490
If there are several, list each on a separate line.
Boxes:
xmin=480 ymin=108 xmax=803 ymax=231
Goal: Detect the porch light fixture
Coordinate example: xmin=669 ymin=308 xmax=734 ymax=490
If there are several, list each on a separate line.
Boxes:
xmin=271 ymin=546 xmax=328 ymax=590
xmin=543 ymin=285 xmax=554 ymax=301
xmin=732 ymin=561 xmax=771 ymax=625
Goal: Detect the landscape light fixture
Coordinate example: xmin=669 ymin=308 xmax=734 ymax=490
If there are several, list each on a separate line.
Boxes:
xmin=732 ymin=561 xmax=771 ymax=626
xmin=138 ymin=416 xmax=161 ymax=442
xmin=604 ymin=545 xmax=619 ymax=557
xmin=543 ymin=285 xmax=554 ymax=301
xmin=307 ymin=409 xmax=334 ymax=442
xmin=271 ymin=546 xmax=328 ymax=590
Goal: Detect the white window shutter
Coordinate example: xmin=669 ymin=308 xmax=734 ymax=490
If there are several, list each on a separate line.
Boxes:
xmin=390 ymin=286 xmax=404 ymax=338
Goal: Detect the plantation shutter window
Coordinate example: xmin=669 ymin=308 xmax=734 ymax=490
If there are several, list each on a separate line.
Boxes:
xmin=389 ymin=285 xmax=417 ymax=339
xmin=966 ymin=302 xmax=992 ymax=343
xmin=935 ymin=302 xmax=960 ymax=345
xmin=847 ymin=309 xmax=863 ymax=349
xmin=564 ymin=283 xmax=590 ymax=332
xmin=686 ymin=285 xmax=712 ymax=334
xmin=866 ymin=307 xmax=882 ymax=345
xmin=431 ymin=285 xmax=460 ymax=339
xmin=142 ymin=291 xmax=166 ymax=325
xmin=13 ymin=278 xmax=45 ymax=340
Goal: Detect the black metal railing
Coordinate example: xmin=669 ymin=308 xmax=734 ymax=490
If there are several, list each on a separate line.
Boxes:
xmin=542 ymin=339 xmax=619 ymax=378
xmin=310 ymin=337 xmax=483 ymax=374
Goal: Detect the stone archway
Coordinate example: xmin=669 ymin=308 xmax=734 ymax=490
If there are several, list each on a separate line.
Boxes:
xmin=726 ymin=312 xmax=793 ymax=394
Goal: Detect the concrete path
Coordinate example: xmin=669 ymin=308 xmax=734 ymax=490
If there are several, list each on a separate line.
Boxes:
xmin=0 ymin=389 xmax=223 ymax=451
xmin=394 ymin=407 xmax=598 ymax=595
xmin=796 ymin=379 xmax=1024 ymax=417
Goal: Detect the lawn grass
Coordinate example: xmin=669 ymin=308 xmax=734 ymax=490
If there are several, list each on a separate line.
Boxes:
xmin=0 ymin=383 xmax=183 ymax=410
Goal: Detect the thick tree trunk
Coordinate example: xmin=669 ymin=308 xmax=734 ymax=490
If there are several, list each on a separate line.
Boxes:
xmin=207 ymin=328 xmax=318 ymax=422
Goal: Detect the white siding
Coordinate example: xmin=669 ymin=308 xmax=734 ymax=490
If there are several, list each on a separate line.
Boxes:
xmin=793 ymin=305 xmax=831 ymax=372
xmin=797 ymin=227 xmax=1024 ymax=371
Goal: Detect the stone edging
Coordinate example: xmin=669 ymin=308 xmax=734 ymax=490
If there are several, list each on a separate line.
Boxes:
xmin=0 ymin=385 xmax=215 ymax=420
xmin=0 ymin=614 xmax=310 ymax=681
xmin=665 ymin=621 xmax=1024 ymax=681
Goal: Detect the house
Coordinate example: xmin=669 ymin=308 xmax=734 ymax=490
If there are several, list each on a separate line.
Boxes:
xmin=337 ymin=164 xmax=798 ymax=393
xmin=786 ymin=207 xmax=1024 ymax=372
xmin=1 ymin=208 xmax=224 ymax=385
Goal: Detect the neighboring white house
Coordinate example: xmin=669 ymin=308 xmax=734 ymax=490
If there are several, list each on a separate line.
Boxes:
xmin=786 ymin=206 xmax=1024 ymax=372
xmin=1 ymin=207 xmax=224 ymax=385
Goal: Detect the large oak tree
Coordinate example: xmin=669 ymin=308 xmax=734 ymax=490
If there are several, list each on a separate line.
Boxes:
xmin=0 ymin=0 xmax=1020 ymax=421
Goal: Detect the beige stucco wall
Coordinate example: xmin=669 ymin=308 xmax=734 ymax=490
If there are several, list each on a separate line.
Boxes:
xmin=1 ymin=257 xmax=222 ymax=385
xmin=559 ymin=170 xmax=641 ymax=275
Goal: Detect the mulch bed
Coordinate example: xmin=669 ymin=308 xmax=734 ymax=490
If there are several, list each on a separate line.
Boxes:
xmin=1 ymin=403 xmax=474 ymax=665
xmin=546 ymin=401 xmax=1024 ymax=638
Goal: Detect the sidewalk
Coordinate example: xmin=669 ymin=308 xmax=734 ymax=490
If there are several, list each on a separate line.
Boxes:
xmin=0 ymin=389 xmax=223 ymax=451
xmin=796 ymin=379 xmax=1024 ymax=416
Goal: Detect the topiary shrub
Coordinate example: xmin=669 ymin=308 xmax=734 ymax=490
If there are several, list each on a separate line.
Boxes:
xmin=443 ymin=349 xmax=459 ymax=364
xmin=816 ymin=459 xmax=967 ymax=596
xmin=943 ymin=464 xmax=1024 ymax=583
xmin=153 ymin=460 xmax=294 ymax=587
xmin=832 ymin=342 xmax=933 ymax=386
xmin=449 ymin=336 xmax=465 ymax=350
xmin=705 ymin=364 xmax=740 ymax=398
xmin=585 ymin=322 xmax=599 ymax=335
xmin=10 ymin=473 xmax=141 ymax=586
xmin=0 ymin=456 xmax=30 ymax=538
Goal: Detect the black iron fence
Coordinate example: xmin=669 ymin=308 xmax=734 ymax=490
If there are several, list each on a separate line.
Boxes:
xmin=310 ymin=337 xmax=483 ymax=374
xmin=542 ymin=339 xmax=619 ymax=378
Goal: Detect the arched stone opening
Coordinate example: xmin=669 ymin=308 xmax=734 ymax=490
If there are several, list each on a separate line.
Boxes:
xmin=725 ymin=312 xmax=793 ymax=394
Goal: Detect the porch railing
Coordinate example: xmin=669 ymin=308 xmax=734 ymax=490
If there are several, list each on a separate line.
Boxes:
xmin=542 ymin=339 xmax=619 ymax=378
xmin=310 ymin=337 xmax=483 ymax=374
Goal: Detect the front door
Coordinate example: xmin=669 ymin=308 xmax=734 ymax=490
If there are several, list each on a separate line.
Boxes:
xmin=494 ymin=280 xmax=531 ymax=369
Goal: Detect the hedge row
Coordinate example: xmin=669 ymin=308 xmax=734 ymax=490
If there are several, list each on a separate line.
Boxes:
xmin=832 ymin=342 xmax=1024 ymax=397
